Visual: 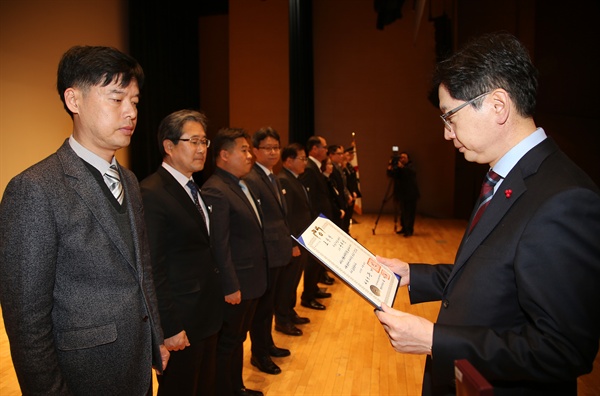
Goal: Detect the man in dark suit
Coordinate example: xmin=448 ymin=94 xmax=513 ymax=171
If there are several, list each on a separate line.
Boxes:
xmin=299 ymin=136 xmax=335 ymax=310
xmin=375 ymin=33 xmax=600 ymax=396
xmin=274 ymin=143 xmax=313 ymax=333
xmin=244 ymin=127 xmax=293 ymax=375
xmin=342 ymin=145 xmax=361 ymax=233
xmin=140 ymin=110 xmax=223 ymax=395
xmin=202 ymin=128 xmax=267 ymax=396
xmin=0 ymin=45 xmax=168 ymax=395
xmin=327 ymin=144 xmax=351 ymax=230
xmin=386 ymin=151 xmax=420 ymax=237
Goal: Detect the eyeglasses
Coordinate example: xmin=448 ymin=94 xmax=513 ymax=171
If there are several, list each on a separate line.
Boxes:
xmin=178 ymin=137 xmax=210 ymax=148
xmin=258 ymin=146 xmax=280 ymax=153
xmin=333 ymin=151 xmax=343 ymax=155
xmin=295 ymin=157 xmax=308 ymax=162
xmin=440 ymin=91 xmax=491 ymax=132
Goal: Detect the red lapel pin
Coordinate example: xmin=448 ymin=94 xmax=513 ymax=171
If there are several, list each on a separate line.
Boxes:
xmin=504 ymin=189 xmax=512 ymax=198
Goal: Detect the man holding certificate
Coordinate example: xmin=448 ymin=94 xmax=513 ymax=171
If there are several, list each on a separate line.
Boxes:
xmin=374 ymin=32 xmax=600 ymax=396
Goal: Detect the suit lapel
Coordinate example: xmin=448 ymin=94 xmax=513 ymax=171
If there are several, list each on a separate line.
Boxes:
xmin=448 ymin=138 xmax=558 ymax=285
xmin=158 ymin=167 xmax=209 ymax=237
xmin=217 ymin=168 xmax=263 ymax=229
xmin=57 ymin=142 xmax=137 ymax=273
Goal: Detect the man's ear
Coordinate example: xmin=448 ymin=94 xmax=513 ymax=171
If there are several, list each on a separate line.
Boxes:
xmin=64 ymin=88 xmax=80 ymax=114
xmin=491 ymin=88 xmax=510 ymax=125
xmin=163 ymin=139 xmax=174 ymax=155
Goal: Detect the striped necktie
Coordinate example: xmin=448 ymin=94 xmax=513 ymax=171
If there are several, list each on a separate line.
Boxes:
xmin=239 ymin=179 xmax=262 ymax=227
xmin=469 ymin=170 xmax=502 ymax=234
xmin=104 ymin=164 xmax=123 ymax=205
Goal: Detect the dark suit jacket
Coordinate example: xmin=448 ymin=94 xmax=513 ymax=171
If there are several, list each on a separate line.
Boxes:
xmin=243 ymin=164 xmax=292 ymax=269
xmin=344 ymin=163 xmax=361 ymax=198
xmin=0 ymin=140 xmax=164 ymax=395
xmin=201 ymin=167 xmax=267 ymax=300
xmin=299 ymin=158 xmax=334 ymax=220
xmin=140 ymin=166 xmax=223 ymax=342
xmin=409 ymin=138 xmax=600 ymax=396
xmin=278 ymin=167 xmax=313 ymax=243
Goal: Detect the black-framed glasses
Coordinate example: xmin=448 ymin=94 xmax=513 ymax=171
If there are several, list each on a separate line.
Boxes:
xmin=440 ymin=91 xmax=491 ymax=132
xmin=258 ymin=146 xmax=280 ymax=153
xmin=178 ymin=137 xmax=210 ymax=148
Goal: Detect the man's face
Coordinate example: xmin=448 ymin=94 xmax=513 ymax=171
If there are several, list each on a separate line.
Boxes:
xmin=166 ymin=121 xmax=207 ymax=178
xmin=438 ymin=84 xmax=499 ymax=165
xmin=286 ymin=149 xmax=307 ymax=175
xmin=399 ymin=153 xmax=409 ymax=165
xmin=252 ymin=136 xmax=281 ymax=170
xmin=329 ymin=147 xmax=344 ymax=166
xmin=312 ymin=137 xmax=328 ymax=161
xmin=222 ymin=137 xmax=253 ymax=178
xmin=68 ymin=77 xmax=140 ymax=162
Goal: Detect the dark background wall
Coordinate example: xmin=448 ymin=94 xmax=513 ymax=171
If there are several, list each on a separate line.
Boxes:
xmin=127 ymin=0 xmax=599 ymax=219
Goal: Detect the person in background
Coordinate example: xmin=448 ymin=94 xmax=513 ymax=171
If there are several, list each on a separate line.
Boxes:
xmin=202 ymin=128 xmax=267 ymax=396
xmin=0 ymin=45 xmax=168 ymax=395
xmin=342 ymin=145 xmax=361 ymax=232
xmin=321 ymin=155 xmax=345 ymax=228
xmin=244 ymin=127 xmax=293 ymax=375
xmin=274 ymin=143 xmax=313 ymax=335
xmin=327 ymin=144 xmax=351 ymax=231
xmin=140 ymin=109 xmax=223 ymax=395
xmin=386 ymin=151 xmax=420 ymax=237
xmin=299 ymin=136 xmax=335 ymax=310
xmin=375 ymin=32 xmax=600 ymax=396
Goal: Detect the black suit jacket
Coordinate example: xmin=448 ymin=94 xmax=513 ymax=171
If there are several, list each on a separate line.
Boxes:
xmin=140 ymin=166 xmax=223 ymax=342
xmin=244 ymin=164 xmax=293 ymax=269
xmin=202 ymin=167 xmax=267 ymax=300
xmin=299 ymin=158 xmax=334 ymax=220
xmin=409 ymin=138 xmax=600 ymax=396
xmin=278 ymin=167 xmax=313 ymax=243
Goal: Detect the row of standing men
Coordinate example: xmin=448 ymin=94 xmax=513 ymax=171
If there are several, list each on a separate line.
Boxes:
xmin=141 ymin=114 xmax=362 ymax=396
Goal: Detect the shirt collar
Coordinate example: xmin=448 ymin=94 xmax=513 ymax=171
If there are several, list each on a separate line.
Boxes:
xmin=493 ymin=127 xmax=547 ymax=178
xmin=69 ymin=135 xmax=115 ymax=174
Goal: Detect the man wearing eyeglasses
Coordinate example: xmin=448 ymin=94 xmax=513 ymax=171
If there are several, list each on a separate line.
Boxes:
xmin=375 ymin=32 xmax=600 ymax=395
xmin=243 ymin=127 xmax=293 ymax=375
xmin=140 ymin=109 xmax=223 ymax=395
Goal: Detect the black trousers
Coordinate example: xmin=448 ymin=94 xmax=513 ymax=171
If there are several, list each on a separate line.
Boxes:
xmin=157 ymin=333 xmax=219 ymax=396
xmin=274 ymin=253 xmax=305 ymax=325
xmin=250 ymin=266 xmax=283 ymax=357
xmin=216 ymin=298 xmax=259 ymax=396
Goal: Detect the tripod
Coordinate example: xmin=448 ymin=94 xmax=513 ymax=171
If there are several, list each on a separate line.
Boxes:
xmin=372 ymin=178 xmax=400 ymax=235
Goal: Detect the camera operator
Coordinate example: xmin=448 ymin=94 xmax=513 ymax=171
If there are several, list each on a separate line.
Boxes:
xmin=386 ymin=151 xmax=420 ymax=237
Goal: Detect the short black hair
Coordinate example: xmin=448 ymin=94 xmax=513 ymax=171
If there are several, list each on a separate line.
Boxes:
xmin=157 ymin=109 xmax=208 ymax=158
xmin=433 ymin=32 xmax=538 ymax=117
xmin=57 ymin=45 xmax=144 ymax=118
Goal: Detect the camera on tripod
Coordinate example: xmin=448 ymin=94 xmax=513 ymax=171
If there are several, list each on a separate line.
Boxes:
xmin=390 ymin=146 xmax=401 ymax=170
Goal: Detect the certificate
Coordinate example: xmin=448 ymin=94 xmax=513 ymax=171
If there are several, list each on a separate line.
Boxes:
xmin=293 ymin=214 xmax=399 ymax=310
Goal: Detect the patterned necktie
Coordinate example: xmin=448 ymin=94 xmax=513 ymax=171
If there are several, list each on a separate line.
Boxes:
xmin=186 ymin=180 xmax=208 ymax=228
xmin=469 ymin=170 xmax=502 ymax=234
xmin=239 ymin=179 xmax=262 ymax=226
xmin=104 ymin=164 xmax=123 ymax=205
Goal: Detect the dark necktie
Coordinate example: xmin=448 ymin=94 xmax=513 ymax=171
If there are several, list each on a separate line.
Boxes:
xmin=186 ymin=180 xmax=208 ymax=228
xmin=104 ymin=164 xmax=123 ymax=205
xmin=469 ymin=170 xmax=502 ymax=234
xmin=269 ymin=173 xmax=282 ymax=205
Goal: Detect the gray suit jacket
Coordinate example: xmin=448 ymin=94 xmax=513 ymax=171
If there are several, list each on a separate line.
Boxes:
xmin=0 ymin=140 xmax=164 ymax=395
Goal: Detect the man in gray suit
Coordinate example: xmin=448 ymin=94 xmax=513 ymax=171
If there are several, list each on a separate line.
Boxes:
xmin=0 ymin=45 xmax=168 ymax=395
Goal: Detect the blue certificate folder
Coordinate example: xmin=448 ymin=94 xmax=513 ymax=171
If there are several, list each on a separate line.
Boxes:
xmin=293 ymin=214 xmax=400 ymax=310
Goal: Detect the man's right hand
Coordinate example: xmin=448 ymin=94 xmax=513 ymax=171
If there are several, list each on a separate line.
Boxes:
xmin=164 ymin=330 xmax=190 ymax=351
